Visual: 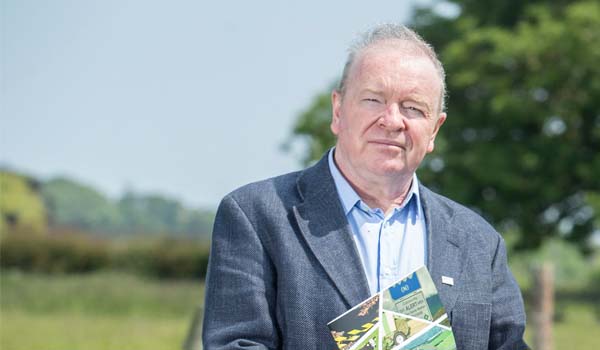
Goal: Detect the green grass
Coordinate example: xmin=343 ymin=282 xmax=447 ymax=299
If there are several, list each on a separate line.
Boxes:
xmin=525 ymin=302 xmax=599 ymax=349
xmin=2 ymin=311 xmax=193 ymax=350
xmin=2 ymin=269 xmax=598 ymax=349
xmin=1 ymin=270 xmax=204 ymax=350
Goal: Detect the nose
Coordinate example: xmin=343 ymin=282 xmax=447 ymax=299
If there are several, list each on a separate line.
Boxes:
xmin=378 ymin=103 xmax=406 ymax=131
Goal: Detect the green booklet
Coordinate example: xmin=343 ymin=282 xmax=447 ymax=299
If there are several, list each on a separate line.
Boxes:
xmin=328 ymin=266 xmax=456 ymax=350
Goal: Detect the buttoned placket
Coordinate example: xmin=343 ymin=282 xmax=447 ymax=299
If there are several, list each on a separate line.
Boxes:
xmin=358 ymin=202 xmax=412 ymax=292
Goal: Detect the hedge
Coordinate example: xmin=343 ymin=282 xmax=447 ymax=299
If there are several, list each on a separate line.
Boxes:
xmin=0 ymin=233 xmax=210 ymax=280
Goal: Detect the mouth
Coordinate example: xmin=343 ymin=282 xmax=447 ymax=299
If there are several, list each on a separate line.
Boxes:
xmin=369 ymin=140 xmax=405 ymax=149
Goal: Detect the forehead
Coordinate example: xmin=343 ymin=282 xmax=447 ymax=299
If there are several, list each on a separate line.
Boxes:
xmin=348 ymin=41 xmax=441 ymax=98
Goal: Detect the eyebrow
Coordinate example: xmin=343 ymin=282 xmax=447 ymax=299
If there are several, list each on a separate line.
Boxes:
xmin=360 ymin=88 xmax=384 ymax=95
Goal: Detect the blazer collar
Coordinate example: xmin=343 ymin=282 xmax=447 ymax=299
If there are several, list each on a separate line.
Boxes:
xmin=292 ymin=154 xmax=371 ymax=307
xmin=420 ymin=185 xmax=465 ymax=315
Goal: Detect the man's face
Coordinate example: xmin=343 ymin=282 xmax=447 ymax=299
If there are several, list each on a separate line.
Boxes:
xmin=331 ymin=41 xmax=446 ymax=181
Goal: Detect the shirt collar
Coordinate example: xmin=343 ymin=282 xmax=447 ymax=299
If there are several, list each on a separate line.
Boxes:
xmin=327 ymin=148 xmax=421 ymax=216
xmin=328 ymin=148 xmax=361 ymax=215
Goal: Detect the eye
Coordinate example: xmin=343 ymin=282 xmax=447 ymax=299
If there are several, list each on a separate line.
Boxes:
xmin=401 ymin=105 xmax=426 ymax=118
xmin=363 ymin=98 xmax=381 ymax=103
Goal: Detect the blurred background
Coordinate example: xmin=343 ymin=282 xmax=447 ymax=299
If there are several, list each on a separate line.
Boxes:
xmin=1 ymin=0 xmax=599 ymax=349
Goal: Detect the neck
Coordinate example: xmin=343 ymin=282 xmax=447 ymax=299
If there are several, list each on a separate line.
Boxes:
xmin=333 ymin=152 xmax=413 ymax=215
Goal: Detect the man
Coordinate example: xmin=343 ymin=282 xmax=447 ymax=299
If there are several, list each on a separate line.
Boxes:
xmin=203 ymin=24 xmax=528 ymax=350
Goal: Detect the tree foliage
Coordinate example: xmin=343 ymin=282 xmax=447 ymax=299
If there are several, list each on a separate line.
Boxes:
xmin=289 ymin=91 xmax=337 ymax=165
xmin=0 ymin=171 xmax=47 ymax=235
xmin=117 ymin=191 xmax=214 ymax=237
xmin=427 ymin=1 xmax=600 ymax=249
xmin=0 ymin=170 xmax=215 ymax=239
xmin=43 ymin=177 xmax=120 ymax=232
xmin=286 ymin=0 xmax=600 ymax=250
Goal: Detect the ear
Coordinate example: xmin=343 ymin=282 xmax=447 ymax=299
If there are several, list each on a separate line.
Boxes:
xmin=330 ymin=90 xmax=342 ymax=136
xmin=427 ymin=112 xmax=446 ymax=153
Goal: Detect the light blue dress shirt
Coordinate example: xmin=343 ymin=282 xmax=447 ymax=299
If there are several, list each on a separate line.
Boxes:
xmin=328 ymin=149 xmax=427 ymax=296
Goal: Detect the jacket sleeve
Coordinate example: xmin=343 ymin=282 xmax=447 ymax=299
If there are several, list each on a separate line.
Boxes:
xmin=202 ymin=195 xmax=280 ymax=350
xmin=488 ymin=237 xmax=529 ymax=350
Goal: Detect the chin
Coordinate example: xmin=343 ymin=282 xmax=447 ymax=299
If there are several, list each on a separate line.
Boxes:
xmin=368 ymin=162 xmax=409 ymax=177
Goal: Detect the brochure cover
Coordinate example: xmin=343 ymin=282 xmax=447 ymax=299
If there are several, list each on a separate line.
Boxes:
xmin=328 ymin=266 xmax=456 ymax=350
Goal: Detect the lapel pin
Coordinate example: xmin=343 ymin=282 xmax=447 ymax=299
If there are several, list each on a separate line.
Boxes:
xmin=442 ymin=276 xmax=454 ymax=286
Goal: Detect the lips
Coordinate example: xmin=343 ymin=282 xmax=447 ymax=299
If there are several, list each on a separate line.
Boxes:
xmin=369 ymin=140 xmax=405 ymax=149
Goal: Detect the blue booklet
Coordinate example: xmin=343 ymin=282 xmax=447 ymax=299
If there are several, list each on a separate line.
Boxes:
xmin=328 ymin=266 xmax=456 ymax=350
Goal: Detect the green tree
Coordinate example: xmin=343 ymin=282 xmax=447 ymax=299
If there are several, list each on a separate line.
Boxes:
xmin=287 ymin=91 xmax=337 ymax=165
xmin=0 ymin=171 xmax=47 ymax=235
xmin=427 ymin=1 xmax=600 ymax=249
xmin=2 ymin=171 xmax=214 ymax=238
xmin=286 ymin=0 xmax=600 ymax=250
xmin=42 ymin=177 xmax=121 ymax=233
xmin=183 ymin=209 xmax=215 ymax=239
xmin=118 ymin=191 xmax=171 ymax=234
xmin=118 ymin=191 xmax=214 ymax=238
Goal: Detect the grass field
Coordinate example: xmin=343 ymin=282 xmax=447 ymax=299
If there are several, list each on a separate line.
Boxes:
xmin=524 ymin=302 xmax=599 ymax=349
xmin=1 ymin=270 xmax=203 ymax=350
xmin=1 ymin=269 xmax=598 ymax=349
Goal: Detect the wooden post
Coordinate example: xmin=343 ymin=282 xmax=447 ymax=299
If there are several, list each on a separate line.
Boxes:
xmin=183 ymin=306 xmax=203 ymax=350
xmin=533 ymin=262 xmax=554 ymax=350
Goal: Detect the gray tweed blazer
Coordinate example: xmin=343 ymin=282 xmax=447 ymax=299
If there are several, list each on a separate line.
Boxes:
xmin=202 ymin=155 xmax=528 ymax=350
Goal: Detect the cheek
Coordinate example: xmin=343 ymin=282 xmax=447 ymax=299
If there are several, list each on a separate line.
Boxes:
xmin=338 ymin=111 xmax=379 ymax=146
xmin=340 ymin=117 xmax=365 ymax=138
xmin=418 ymin=128 xmax=437 ymax=152
xmin=404 ymin=125 xmax=428 ymax=149
xmin=359 ymin=117 xmax=381 ymax=137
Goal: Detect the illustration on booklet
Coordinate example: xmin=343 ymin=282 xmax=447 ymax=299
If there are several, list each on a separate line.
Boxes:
xmin=328 ymin=266 xmax=456 ymax=350
xmin=382 ymin=267 xmax=446 ymax=322
xmin=329 ymin=294 xmax=380 ymax=350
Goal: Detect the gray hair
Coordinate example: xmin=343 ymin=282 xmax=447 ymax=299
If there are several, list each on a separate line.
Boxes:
xmin=337 ymin=23 xmax=447 ymax=112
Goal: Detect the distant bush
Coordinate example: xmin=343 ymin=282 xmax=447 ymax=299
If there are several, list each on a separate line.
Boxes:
xmin=146 ymin=240 xmax=210 ymax=279
xmin=0 ymin=233 xmax=110 ymax=273
xmin=0 ymin=232 xmax=210 ymax=279
xmin=111 ymin=238 xmax=210 ymax=279
xmin=509 ymin=238 xmax=595 ymax=293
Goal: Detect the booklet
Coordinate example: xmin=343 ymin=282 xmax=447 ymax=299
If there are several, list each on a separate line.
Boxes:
xmin=328 ymin=266 xmax=456 ymax=350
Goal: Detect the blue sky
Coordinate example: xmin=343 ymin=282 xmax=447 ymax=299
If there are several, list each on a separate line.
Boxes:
xmin=1 ymin=0 xmax=422 ymax=209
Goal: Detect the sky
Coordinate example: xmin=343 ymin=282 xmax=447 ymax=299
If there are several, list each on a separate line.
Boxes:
xmin=1 ymin=0 xmax=427 ymax=209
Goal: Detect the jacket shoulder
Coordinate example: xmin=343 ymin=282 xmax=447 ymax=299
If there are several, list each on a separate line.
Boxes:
xmin=220 ymin=169 xmax=304 ymax=213
xmin=420 ymin=185 xmax=503 ymax=246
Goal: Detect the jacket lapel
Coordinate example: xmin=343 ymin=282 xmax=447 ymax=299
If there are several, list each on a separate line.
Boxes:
xmin=421 ymin=185 xmax=465 ymax=315
xmin=292 ymin=156 xmax=371 ymax=308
